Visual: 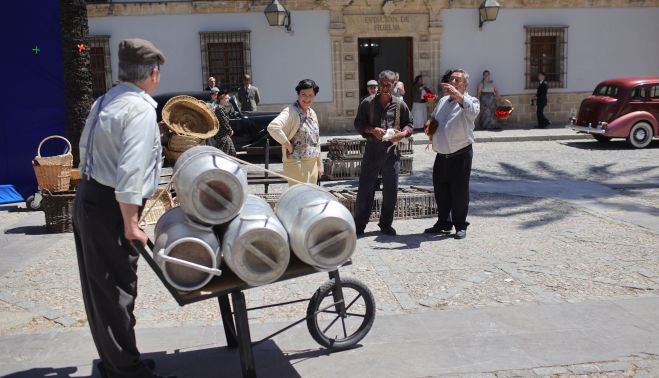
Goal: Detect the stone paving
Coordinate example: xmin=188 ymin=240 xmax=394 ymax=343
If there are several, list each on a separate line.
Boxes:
xmin=1 ymin=135 xmax=659 ymax=377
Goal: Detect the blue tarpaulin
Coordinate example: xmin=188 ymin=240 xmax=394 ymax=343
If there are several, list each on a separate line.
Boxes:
xmin=1 ymin=1 xmax=66 ymax=198
xmin=0 ymin=185 xmax=24 ymax=204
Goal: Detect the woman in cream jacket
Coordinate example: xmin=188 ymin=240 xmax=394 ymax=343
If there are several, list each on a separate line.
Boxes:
xmin=267 ymin=79 xmax=323 ymax=186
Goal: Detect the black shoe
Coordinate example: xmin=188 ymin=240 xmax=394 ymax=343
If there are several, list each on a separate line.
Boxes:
xmin=455 ymin=230 xmax=467 ymax=239
xmin=356 ymin=227 xmax=365 ymax=236
xmin=144 ymin=359 xmax=156 ymax=370
xmin=378 ymin=225 xmax=396 ymax=236
xmin=424 ymin=224 xmax=451 ymax=234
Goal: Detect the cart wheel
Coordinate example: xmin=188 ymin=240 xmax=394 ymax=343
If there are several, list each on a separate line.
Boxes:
xmin=26 ymin=192 xmax=43 ymax=211
xmin=306 ymin=277 xmax=375 ymax=350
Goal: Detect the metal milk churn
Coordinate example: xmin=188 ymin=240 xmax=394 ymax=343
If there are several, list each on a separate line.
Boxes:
xmin=153 ymin=206 xmax=222 ymax=292
xmin=173 ymin=146 xmax=247 ymax=225
xmin=275 ymin=184 xmax=356 ymax=271
xmin=220 ymin=195 xmax=290 ymax=286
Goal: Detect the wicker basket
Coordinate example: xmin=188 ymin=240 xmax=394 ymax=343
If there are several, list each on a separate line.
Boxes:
xmin=167 ymin=134 xmax=205 ymax=152
xmin=162 ymin=95 xmax=219 ymax=139
xmin=139 ymin=188 xmax=175 ymax=226
xmin=495 ymin=98 xmax=514 ymax=120
xmin=69 ymin=168 xmax=81 ymax=191
xmin=42 ymin=190 xmax=76 ymax=233
xmin=33 ymin=136 xmax=73 ymax=193
xmin=322 ymin=156 xmax=413 ymax=180
xmin=163 ymin=146 xmax=184 ymax=165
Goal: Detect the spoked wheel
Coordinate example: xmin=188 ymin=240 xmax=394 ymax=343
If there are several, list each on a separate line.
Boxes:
xmin=627 ymin=122 xmax=654 ymax=149
xmin=306 ymin=277 xmax=376 ymax=351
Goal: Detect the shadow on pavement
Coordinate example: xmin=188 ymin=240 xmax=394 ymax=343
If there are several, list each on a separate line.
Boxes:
xmin=4 ymin=225 xmax=49 ymax=236
xmin=563 ymin=139 xmax=659 ymax=150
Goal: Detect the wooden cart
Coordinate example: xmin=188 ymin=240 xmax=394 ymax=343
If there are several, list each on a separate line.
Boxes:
xmin=135 ymin=240 xmax=376 ymax=378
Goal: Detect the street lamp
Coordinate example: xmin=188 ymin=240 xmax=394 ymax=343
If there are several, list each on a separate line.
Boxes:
xmin=478 ymin=0 xmax=501 ymax=29
xmin=264 ymin=0 xmax=292 ymax=32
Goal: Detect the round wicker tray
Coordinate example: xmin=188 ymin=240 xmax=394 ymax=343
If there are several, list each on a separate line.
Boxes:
xmin=162 ymin=95 xmax=219 ymax=139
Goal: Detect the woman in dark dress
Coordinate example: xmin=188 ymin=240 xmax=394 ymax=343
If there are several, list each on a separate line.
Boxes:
xmin=209 ymin=90 xmax=237 ymax=156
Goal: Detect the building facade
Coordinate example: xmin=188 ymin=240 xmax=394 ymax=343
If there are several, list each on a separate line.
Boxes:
xmin=88 ymin=0 xmax=659 ymax=130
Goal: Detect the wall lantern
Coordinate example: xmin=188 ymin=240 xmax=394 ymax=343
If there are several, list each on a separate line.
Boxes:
xmin=478 ymin=0 xmax=501 ymax=29
xmin=264 ymin=0 xmax=292 ymax=32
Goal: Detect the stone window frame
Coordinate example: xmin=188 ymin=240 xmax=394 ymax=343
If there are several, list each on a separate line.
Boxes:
xmin=88 ymin=35 xmax=112 ymax=98
xmin=524 ymin=26 xmax=568 ymax=89
xmin=199 ymin=31 xmax=251 ymax=92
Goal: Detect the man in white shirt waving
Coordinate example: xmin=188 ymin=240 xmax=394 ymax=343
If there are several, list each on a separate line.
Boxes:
xmin=424 ymin=69 xmax=479 ymax=239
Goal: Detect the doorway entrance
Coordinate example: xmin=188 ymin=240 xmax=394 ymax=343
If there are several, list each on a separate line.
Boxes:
xmin=358 ymin=37 xmax=413 ymax=105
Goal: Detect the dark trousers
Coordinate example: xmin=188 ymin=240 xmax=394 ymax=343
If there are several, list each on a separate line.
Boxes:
xmin=536 ymin=103 xmax=549 ymax=128
xmin=73 ymin=179 xmax=151 ymax=378
xmin=354 ymin=141 xmax=400 ymax=230
xmin=432 ymin=146 xmax=473 ymax=231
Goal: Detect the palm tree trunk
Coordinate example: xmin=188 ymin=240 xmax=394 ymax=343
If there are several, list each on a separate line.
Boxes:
xmin=60 ymin=0 xmax=93 ymax=165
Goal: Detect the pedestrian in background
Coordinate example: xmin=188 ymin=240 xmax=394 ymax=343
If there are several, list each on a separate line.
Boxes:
xmin=361 ymin=79 xmax=379 ymax=102
xmin=73 ymin=38 xmax=175 ymax=378
xmin=209 ymin=90 xmax=237 ymax=156
xmin=267 ymin=79 xmax=323 ymax=186
xmin=206 ymin=86 xmax=219 ymax=111
xmin=392 ymin=71 xmax=405 ymax=100
xmin=353 ymin=70 xmax=414 ymax=236
xmin=237 ymin=74 xmax=261 ymax=112
xmin=535 ymin=72 xmax=550 ymax=128
xmin=206 ymin=76 xmax=216 ymax=91
xmin=476 ymin=70 xmax=499 ymax=130
xmin=411 ymin=74 xmax=432 ymax=130
xmin=424 ymin=69 xmax=479 ymax=240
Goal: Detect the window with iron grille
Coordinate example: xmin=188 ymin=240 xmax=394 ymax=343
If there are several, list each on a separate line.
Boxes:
xmin=89 ymin=35 xmax=112 ymax=98
xmin=200 ymin=32 xmax=251 ymax=92
xmin=524 ymin=26 xmax=567 ymax=89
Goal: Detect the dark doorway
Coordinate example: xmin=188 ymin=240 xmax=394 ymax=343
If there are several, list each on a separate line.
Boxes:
xmin=358 ymin=37 xmax=413 ymax=105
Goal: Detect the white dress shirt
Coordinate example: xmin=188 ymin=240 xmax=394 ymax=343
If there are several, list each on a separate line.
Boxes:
xmin=79 ymin=82 xmax=162 ymax=206
xmin=431 ymin=93 xmax=480 ymax=154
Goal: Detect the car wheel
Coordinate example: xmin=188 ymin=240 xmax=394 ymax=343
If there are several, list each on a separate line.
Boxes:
xmin=626 ymin=122 xmax=654 ymax=149
xmin=593 ymin=135 xmax=612 ymax=143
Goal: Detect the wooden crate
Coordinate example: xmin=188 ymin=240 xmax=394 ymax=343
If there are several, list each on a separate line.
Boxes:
xmin=329 ymin=187 xmax=437 ymax=222
xmin=323 ymin=156 xmax=413 ymax=180
xmin=327 ymin=137 xmax=414 ymax=160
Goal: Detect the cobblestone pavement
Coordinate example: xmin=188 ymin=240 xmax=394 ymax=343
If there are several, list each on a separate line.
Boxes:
xmin=1 ymin=138 xmax=658 ymax=376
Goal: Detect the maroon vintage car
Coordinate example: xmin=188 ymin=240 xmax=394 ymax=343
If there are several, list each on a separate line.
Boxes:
xmin=568 ymin=77 xmax=659 ymax=148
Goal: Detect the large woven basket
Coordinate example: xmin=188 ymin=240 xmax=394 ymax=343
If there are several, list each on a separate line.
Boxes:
xmin=162 ymin=95 xmax=219 ymax=139
xmin=139 ymin=188 xmax=175 ymax=226
xmin=33 ymin=136 xmax=73 ymax=193
xmin=163 ymin=146 xmax=184 ymax=165
xmin=42 ymin=190 xmax=76 ymax=233
xmin=167 ymin=134 xmax=205 ymax=152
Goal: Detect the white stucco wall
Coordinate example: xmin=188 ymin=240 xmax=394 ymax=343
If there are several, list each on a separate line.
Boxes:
xmin=440 ymin=8 xmax=659 ymax=96
xmin=89 ymin=11 xmax=333 ymax=104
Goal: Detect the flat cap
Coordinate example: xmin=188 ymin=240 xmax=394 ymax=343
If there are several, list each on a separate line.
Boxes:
xmin=367 ymin=80 xmax=378 ymax=87
xmin=210 ymin=87 xmax=220 ymax=93
xmin=118 ymin=38 xmax=166 ymax=65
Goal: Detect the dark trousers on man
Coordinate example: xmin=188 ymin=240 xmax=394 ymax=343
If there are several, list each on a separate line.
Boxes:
xmin=73 ymin=178 xmax=152 ymax=378
xmin=354 ymin=140 xmax=400 ymax=231
xmin=432 ymin=145 xmax=473 ymax=231
xmin=536 ymin=103 xmax=549 ymax=128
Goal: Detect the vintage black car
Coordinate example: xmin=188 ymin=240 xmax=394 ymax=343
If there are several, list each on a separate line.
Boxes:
xmin=153 ymin=91 xmax=281 ymax=153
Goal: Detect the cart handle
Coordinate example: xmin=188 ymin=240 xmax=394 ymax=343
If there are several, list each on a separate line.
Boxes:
xmin=156 ymin=248 xmax=223 ymax=276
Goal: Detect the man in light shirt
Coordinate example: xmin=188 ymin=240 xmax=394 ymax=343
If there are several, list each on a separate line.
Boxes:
xmin=73 ymin=38 xmax=175 ymax=378
xmin=424 ymin=69 xmax=479 ymax=239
